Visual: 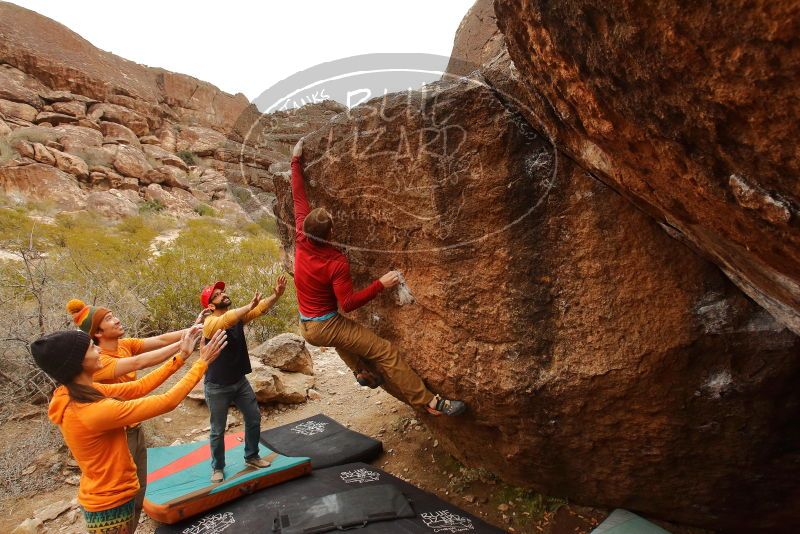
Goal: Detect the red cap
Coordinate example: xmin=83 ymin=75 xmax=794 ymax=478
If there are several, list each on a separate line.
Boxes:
xmin=200 ymin=281 xmax=225 ymax=309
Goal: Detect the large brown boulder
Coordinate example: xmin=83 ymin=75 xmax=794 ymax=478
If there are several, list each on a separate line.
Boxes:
xmin=51 ymin=100 xmax=86 ymax=118
xmin=175 ymin=126 xmax=228 ymax=157
xmin=143 ymin=184 xmax=195 ymax=214
xmin=272 ymin=77 xmax=800 ymax=531
xmin=50 ymin=147 xmax=89 ymax=179
xmin=491 ymin=0 xmax=800 ymax=336
xmin=100 ymin=121 xmax=140 ymax=147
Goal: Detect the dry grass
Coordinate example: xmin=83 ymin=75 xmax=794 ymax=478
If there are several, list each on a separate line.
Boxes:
xmin=0 ymin=418 xmax=66 ymax=498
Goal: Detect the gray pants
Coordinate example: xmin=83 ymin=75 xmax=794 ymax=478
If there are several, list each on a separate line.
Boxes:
xmin=204 ymin=377 xmax=262 ymax=471
xmin=126 ymin=425 xmax=147 ymax=528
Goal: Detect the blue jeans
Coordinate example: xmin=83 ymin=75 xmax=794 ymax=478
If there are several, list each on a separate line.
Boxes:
xmin=204 ymin=377 xmax=261 ymax=470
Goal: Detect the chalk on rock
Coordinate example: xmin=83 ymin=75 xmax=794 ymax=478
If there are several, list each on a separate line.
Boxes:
xmin=394 ymin=271 xmax=415 ymax=306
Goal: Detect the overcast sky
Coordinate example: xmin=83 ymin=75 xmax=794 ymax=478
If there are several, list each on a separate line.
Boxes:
xmin=10 ymin=1 xmax=474 ymax=102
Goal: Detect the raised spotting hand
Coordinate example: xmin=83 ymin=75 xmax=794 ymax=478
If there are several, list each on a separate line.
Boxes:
xmin=194 ymin=307 xmax=213 ymax=325
xmin=199 ymin=329 xmax=227 ymax=365
xmin=273 ymin=275 xmax=287 ymax=298
xmin=249 ymin=291 xmax=263 ymax=311
xmin=178 ymin=324 xmax=203 ymax=358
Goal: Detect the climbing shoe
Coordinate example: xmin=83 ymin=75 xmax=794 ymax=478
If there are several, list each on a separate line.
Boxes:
xmin=425 ymin=395 xmax=467 ymax=416
xmin=211 ymin=469 xmax=224 ymax=483
xmin=245 ymin=456 xmax=271 ymax=469
xmin=355 ymin=369 xmax=384 ymax=389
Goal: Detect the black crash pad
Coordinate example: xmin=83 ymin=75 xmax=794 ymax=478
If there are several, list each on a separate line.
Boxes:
xmin=156 ymin=462 xmax=505 ymax=534
xmin=271 ymin=484 xmax=414 ymax=533
xmin=259 ymin=414 xmax=382 ymax=469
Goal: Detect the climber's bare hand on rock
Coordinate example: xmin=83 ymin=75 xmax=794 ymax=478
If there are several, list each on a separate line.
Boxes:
xmin=379 ymin=271 xmax=401 ymax=289
xmin=293 ymin=138 xmax=304 ymax=158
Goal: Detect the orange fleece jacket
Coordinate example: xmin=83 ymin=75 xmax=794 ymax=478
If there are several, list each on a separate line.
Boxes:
xmin=47 ymin=355 xmax=208 ymax=512
xmin=93 ymin=337 xmax=145 ymax=383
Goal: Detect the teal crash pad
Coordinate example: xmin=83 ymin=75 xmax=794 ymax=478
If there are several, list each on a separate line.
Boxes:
xmin=590 ymin=509 xmax=671 ymax=534
xmin=143 ymin=431 xmax=311 ymax=523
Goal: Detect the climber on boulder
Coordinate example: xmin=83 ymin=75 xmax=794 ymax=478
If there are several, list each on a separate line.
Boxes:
xmin=289 ymin=137 xmax=465 ymax=416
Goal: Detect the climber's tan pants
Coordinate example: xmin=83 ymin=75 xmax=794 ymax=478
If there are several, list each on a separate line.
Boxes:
xmin=299 ymin=314 xmax=434 ymax=409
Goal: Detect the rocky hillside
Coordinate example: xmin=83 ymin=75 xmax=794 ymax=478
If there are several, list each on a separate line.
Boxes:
xmin=0 ymin=1 xmax=343 ymax=220
xmin=272 ymin=0 xmax=800 ymax=531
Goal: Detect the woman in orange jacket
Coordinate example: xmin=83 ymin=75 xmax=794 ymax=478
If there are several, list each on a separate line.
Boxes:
xmin=32 ymin=325 xmax=227 ymax=534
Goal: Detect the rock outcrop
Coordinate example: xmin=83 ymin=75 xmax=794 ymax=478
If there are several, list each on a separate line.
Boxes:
xmin=250 ymin=333 xmax=314 ymax=376
xmin=188 ymin=334 xmax=315 ymax=405
xmin=272 ymin=73 xmax=800 ymax=531
xmin=489 ymin=0 xmax=800 ymax=337
xmin=444 ymin=0 xmax=504 ymax=77
xmin=0 ymin=2 xmax=344 ymax=220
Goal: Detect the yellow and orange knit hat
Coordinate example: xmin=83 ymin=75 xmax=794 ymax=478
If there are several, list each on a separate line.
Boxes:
xmin=66 ymin=299 xmax=110 ymax=339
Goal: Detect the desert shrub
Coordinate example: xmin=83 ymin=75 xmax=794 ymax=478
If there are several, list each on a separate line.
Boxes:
xmin=143 ymin=218 xmax=296 ymax=342
xmin=139 ymin=199 xmax=165 ymax=214
xmin=0 ymin=209 xmax=295 ymax=403
xmin=0 ymin=137 xmax=16 ymax=164
xmin=176 ymin=150 xmax=198 ymax=166
xmin=254 ymin=215 xmax=278 ymax=236
xmin=0 ymin=206 xmax=59 ymax=249
xmin=0 ymin=419 xmax=65 ymax=496
xmin=0 ymin=212 xmax=154 ymax=403
xmin=491 ymin=484 xmax=567 ymax=523
xmin=116 ymin=215 xmax=160 ymax=241
xmin=194 ymin=203 xmax=217 ymax=217
xmin=229 ymin=185 xmax=252 ymax=205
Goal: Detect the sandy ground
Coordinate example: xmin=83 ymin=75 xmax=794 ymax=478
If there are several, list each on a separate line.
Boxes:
xmin=0 ymin=346 xmax=710 ymax=534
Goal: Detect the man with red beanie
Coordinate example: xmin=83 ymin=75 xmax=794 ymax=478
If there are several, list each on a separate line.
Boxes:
xmin=199 ymin=276 xmax=287 ymax=483
xmin=66 ymin=298 xmax=199 ymax=526
xmin=289 ymin=138 xmax=465 ymax=417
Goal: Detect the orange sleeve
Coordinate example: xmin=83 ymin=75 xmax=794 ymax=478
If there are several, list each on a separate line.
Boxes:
xmin=121 ymin=338 xmax=145 ymax=356
xmin=203 ymin=311 xmax=238 ymax=338
xmin=94 ymin=355 xmax=185 ymax=400
xmin=92 ymin=355 xmax=118 ymax=383
xmin=242 ymin=298 xmax=270 ymax=324
xmin=82 ymin=360 xmax=208 ymax=431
